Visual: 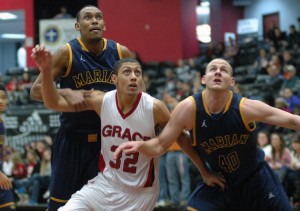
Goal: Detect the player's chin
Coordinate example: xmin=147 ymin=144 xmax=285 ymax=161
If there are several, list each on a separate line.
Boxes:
xmin=90 ymin=36 xmax=103 ymax=42
xmin=128 ymin=91 xmax=139 ymax=96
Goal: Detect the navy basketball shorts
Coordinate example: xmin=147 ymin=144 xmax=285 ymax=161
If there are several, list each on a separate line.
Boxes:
xmin=0 ymin=189 xmax=16 ymax=210
xmin=186 ymin=162 xmax=293 ymax=211
xmin=48 ymin=127 xmax=101 ymax=211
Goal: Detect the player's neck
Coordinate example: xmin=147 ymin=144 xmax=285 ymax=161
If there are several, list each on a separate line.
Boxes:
xmin=116 ymin=94 xmax=138 ymax=114
xmin=83 ymin=38 xmax=104 ymax=55
xmin=204 ymin=90 xmax=230 ymax=114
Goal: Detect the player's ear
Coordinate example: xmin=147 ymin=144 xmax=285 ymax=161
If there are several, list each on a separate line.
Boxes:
xmin=201 ymin=75 xmax=206 ymax=85
xmin=111 ymin=74 xmax=117 ymax=85
xmin=75 ymin=23 xmax=80 ymax=31
xmin=230 ymin=77 xmax=235 ymax=87
xmin=102 ymin=22 xmax=107 ymax=32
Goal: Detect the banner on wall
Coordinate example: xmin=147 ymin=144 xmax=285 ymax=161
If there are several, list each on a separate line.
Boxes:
xmin=5 ymin=106 xmax=60 ymax=152
xmin=39 ymin=18 xmax=79 ymax=53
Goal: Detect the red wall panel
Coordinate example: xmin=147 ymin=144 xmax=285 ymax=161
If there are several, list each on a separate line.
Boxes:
xmin=1 ymin=0 xmax=35 ymax=66
xmin=99 ymin=0 xmax=198 ymax=62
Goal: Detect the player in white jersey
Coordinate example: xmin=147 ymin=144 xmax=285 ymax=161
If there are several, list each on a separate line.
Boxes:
xmin=31 ymin=46 xmax=171 ymax=211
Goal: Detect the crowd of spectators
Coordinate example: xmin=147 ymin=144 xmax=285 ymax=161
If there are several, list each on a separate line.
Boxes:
xmin=3 ymin=137 xmax=52 ymax=206
xmin=1 ymin=19 xmax=300 ymax=209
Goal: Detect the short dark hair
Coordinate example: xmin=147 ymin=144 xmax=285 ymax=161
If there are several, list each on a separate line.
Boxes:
xmin=76 ymin=5 xmax=99 ymax=22
xmin=113 ymin=58 xmax=142 ymax=75
xmin=0 ymin=83 xmax=7 ymax=95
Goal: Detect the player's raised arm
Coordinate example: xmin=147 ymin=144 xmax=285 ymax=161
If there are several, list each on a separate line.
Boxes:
xmin=242 ymin=98 xmax=300 ymax=131
xmin=30 ymin=44 xmax=69 ymax=102
xmin=31 ymin=45 xmax=103 ymax=113
xmin=114 ymin=97 xmax=191 ymax=158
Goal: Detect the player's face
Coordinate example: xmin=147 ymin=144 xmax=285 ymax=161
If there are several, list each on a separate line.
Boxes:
xmin=202 ymin=59 xmax=234 ymax=91
xmin=113 ymin=62 xmax=143 ymax=96
xmin=0 ymin=90 xmax=7 ymax=113
xmin=76 ymin=7 xmax=106 ymax=42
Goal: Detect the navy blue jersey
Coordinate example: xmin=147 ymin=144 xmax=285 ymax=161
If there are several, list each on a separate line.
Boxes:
xmin=58 ymin=38 xmax=122 ymax=133
xmin=190 ymin=91 xmax=265 ymax=188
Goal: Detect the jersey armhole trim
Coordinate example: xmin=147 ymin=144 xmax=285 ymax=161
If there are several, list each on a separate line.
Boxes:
xmin=117 ymin=43 xmax=122 ymax=59
xmin=240 ymin=97 xmax=256 ymax=132
xmin=189 ymin=96 xmax=197 ymax=146
xmin=62 ymin=43 xmax=72 ymax=78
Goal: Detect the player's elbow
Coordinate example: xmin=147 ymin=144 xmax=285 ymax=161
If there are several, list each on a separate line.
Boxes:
xmin=30 ymin=85 xmax=43 ymax=102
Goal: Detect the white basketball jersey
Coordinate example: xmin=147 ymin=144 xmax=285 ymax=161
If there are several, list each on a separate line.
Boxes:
xmin=99 ymin=90 xmax=159 ymax=189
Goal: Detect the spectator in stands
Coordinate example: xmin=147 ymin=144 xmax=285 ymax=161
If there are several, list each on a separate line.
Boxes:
xmin=155 ymin=153 xmax=169 ymax=208
xmin=267 ymin=45 xmax=278 ymax=61
xmin=17 ymin=42 xmax=27 ymax=69
xmin=269 ymin=54 xmax=283 ymax=72
xmin=281 ymin=64 xmax=300 ymax=92
xmin=13 ymin=149 xmax=40 ymax=205
xmin=265 ymin=21 xmax=277 ymax=43
xmin=256 ymin=130 xmax=272 ymax=160
xmin=224 ymin=36 xmax=239 ymax=67
xmin=253 ymin=48 xmax=269 ymax=74
xmin=272 ymin=28 xmax=287 ymax=50
xmin=266 ymin=132 xmax=292 ymax=184
xmin=8 ymin=82 xmax=29 ymax=105
xmin=285 ymin=136 xmax=300 ymax=206
xmin=280 ymin=87 xmax=300 ymax=113
xmin=164 ymin=67 xmax=177 ymax=97
xmin=287 ymin=24 xmax=300 ymax=49
xmin=10 ymin=152 xmax=27 ymax=201
xmin=0 ymin=83 xmax=16 ymax=210
xmin=53 ymin=6 xmax=72 ymax=19
xmin=283 ymin=50 xmax=296 ymax=67
xmin=192 ymin=72 xmax=205 ymax=94
xmin=142 ymin=73 xmax=157 ymax=96
xmin=166 ymin=139 xmax=191 ymax=208
xmin=27 ymin=148 xmax=51 ymax=205
xmin=10 ymin=152 xmax=27 ymax=180
xmin=2 ymin=146 xmax=14 ymax=177
xmin=275 ymin=97 xmax=292 ymax=113
xmin=5 ymin=75 xmax=18 ymax=93
xmin=265 ymin=64 xmax=284 ymax=94
xmin=213 ymin=41 xmax=225 ymax=59
xmin=20 ymin=72 xmax=33 ymax=91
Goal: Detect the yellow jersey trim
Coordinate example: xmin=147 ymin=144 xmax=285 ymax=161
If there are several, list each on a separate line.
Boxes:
xmin=0 ymin=202 xmax=15 ymax=208
xmin=240 ymin=98 xmax=256 ymax=132
xmin=117 ymin=43 xmax=122 ymax=59
xmin=62 ymin=43 xmax=72 ymax=78
xmin=202 ymin=91 xmax=233 ymax=115
xmin=223 ymin=91 xmax=233 ymax=113
xmin=77 ymin=37 xmax=107 ymax=52
xmin=50 ymin=197 xmax=68 ymax=203
xmin=187 ymin=206 xmax=198 ymax=211
xmin=189 ymin=96 xmax=197 ymax=146
xmin=77 ymin=37 xmax=88 ymax=51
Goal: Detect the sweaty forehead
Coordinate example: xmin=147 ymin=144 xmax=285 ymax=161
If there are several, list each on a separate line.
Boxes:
xmin=207 ymin=60 xmax=232 ymax=72
xmin=121 ymin=62 xmax=142 ymax=69
xmin=80 ymin=7 xmax=102 ymax=16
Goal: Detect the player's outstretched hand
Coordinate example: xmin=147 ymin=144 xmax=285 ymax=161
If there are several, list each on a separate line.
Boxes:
xmin=31 ymin=44 xmax=52 ymax=72
xmin=113 ymin=141 xmax=143 ymax=160
xmin=202 ymin=171 xmax=227 ymax=192
xmin=0 ymin=172 xmax=12 ymax=190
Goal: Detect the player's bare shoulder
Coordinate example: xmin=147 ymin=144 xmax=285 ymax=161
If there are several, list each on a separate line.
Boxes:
xmin=119 ymin=44 xmax=132 ymax=58
xmin=52 ymin=44 xmax=70 ymax=70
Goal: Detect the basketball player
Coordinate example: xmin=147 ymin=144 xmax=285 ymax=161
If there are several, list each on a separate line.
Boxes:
xmin=0 ymin=84 xmax=16 ymax=210
xmin=115 ymin=58 xmax=297 ymax=210
xmin=30 ymin=5 xmax=132 ymax=210
xmin=31 ymin=46 xmax=171 ymax=210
